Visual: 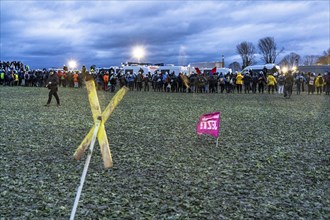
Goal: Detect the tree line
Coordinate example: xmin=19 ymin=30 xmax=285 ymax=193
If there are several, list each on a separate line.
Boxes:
xmin=230 ymin=36 xmax=330 ymax=70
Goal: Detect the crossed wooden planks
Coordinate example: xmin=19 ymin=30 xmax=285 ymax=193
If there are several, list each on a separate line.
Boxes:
xmin=73 ymin=78 xmax=129 ymax=168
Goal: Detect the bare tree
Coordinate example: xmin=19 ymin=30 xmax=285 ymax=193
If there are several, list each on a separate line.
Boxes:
xmin=228 ymin=61 xmax=241 ymax=72
xmin=236 ymin=41 xmax=255 ymax=69
xmin=303 ymin=55 xmax=319 ymax=66
xmin=279 ymin=52 xmax=300 ymax=69
xmin=258 ymin=36 xmax=284 ymax=64
xmin=316 ymin=48 xmax=330 ymax=65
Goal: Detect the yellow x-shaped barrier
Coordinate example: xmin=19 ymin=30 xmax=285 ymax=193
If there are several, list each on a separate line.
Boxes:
xmin=73 ymin=78 xmax=129 ymax=168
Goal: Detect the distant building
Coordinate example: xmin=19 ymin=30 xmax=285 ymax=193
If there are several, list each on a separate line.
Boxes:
xmin=298 ymin=65 xmax=330 ymax=74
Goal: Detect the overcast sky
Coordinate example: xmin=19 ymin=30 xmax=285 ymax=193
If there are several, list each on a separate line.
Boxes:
xmin=1 ymin=0 xmax=329 ymax=69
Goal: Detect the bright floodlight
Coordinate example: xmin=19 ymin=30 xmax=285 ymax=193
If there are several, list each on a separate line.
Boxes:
xmin=282 ymin=66 xmax=288 ymax=74
xmin=68 ymin=60 xmax=77 ymax=69
xmin=133 ymin=46 xmax=145 ymax=62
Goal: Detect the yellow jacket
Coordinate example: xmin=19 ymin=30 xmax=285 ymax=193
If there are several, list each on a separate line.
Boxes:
xmin=236 ymin=73 xmax=243 ymax=85
xmin=267 ymin=75 xmax=277 ymax=86
xmin=315 ymin=76 xmax=324 ymax=87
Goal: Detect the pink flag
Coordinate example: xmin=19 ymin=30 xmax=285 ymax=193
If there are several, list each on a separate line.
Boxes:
xmin=196 ymin=112 xmax=221 ymax=138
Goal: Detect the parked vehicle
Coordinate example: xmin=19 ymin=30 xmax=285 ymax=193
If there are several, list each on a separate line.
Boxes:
xmin=241 ymin=64 xmax=280 ymax=75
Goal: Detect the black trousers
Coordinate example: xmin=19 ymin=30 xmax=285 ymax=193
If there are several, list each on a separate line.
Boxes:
xmin=284 ymin=85 xmax=293 ymax=98
xmin=47 ymin=88 xmax=60 ymax=104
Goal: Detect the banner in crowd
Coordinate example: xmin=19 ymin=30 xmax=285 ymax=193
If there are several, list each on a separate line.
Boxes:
xmin=211 ymin=67 xmax=217 ymax=74
xmin=196 ymin=111 xmax=221 ymax=138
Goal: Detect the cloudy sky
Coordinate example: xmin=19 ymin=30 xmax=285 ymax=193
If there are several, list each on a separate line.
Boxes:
xmin=1 ymin=0 xmax=329 ymax=69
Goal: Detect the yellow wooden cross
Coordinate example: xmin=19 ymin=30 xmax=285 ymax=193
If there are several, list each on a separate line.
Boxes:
xmin=73 ymin=78 xmax=129 ymax=168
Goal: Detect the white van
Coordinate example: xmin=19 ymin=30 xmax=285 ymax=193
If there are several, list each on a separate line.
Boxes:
xmin=199 ymin=67 xmax=232 ymax=75
xmin=95 ymin=66 xmax=120 ymax=74
xmin=122 ymin=65 xmax=149 ymax=76
xmin=156 ymin=65 xmax=188 ymax=76
xmin=241 ymin=64 xmax=280 ymax=75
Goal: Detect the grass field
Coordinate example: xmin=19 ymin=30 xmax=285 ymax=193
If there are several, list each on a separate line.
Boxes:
xmin=1 ymin=86 xmax=329 ymax=219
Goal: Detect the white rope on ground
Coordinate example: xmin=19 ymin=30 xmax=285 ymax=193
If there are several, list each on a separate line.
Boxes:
xmin=70 ymin=119 xmax=101 ymax=220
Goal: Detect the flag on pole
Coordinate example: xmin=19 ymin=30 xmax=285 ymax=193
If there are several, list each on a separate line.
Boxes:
xmin=211 ymin=67 xmax=217 ymax=75
xmin=195 ymin=67 xmax=202 ymax=74
xmin=196 ymin=112 xmax=221 ymax=138
xmin=180 ymin=74 xmax=190 ymax=89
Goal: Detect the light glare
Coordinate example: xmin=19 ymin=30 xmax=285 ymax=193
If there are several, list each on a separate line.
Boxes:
xmin=282 ymin=66 xmax=288 ymax=74
xmin=133 ymin=46 xmax=145 ymax=62
xmin=68 ymin=60 xmax=77 ymax=69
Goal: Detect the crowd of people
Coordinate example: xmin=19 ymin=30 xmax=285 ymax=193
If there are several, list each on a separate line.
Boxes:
xmin=1 ymin=61 xmax=330 ymax=97
xmin=0 ymin=61 xmax=83 ymax=88
xmin=87 ymin=68 xmax=330 ymax=97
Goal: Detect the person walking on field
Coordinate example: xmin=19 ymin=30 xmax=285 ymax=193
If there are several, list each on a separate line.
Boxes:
xmin=45 ymin=70 xmax=60 ymax=106
xmin=267 ymin=73 xmax=277 ymax=94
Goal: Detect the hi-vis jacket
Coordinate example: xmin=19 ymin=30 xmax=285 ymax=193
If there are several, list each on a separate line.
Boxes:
xmin=315 ymin=75 xmax=324 ymax=87
xmin=236 ymin=73 xmax=244 ymax=85
xmin=267 ymin=75 xmax=277 ymax=86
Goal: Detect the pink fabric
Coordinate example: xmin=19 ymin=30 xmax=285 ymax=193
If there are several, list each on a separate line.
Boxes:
xmin=196 ymin=112 xmax=221 ymax=138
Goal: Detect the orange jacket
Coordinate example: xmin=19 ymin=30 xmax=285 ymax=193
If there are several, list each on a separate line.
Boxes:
xmin=103 ymin=74 xmax=109 ymax=83
xmin=73 ymin=73 xmax=79 ymax=82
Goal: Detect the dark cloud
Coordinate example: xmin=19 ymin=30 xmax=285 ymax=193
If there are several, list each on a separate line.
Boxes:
xmin=1 ymin=1 xmax=329 ymax=69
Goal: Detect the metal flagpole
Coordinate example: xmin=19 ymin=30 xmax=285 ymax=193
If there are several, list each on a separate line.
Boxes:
xmin=70 ymin=118 xmax=101 ymax=220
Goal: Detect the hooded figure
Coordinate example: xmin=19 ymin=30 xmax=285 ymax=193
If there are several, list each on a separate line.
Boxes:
xmin=45 ymin=70 xmax=60 ymax=106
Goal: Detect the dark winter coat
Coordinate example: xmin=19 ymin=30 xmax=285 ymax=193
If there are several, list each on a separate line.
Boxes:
xmin=47 ymin=73 xmax=59 ymax=90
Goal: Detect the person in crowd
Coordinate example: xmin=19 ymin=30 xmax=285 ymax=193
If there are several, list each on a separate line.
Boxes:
xmin=257 ymin=71 xmax=266 ymax=94
xmin=315 ymin=73 xmax=324 ymax=94
xmin=103 ymin=71 xmax=109 ymax=91
xmin=277 ymin=73 xmax=285 ymax=94
xmin=45 ymin=70 xmax=60 ymax=107
xmin=202 ymin=73 xmax=209 ymax=93
xmin=230 ymin=73 xmax=236 ymax=93
xmin=126 ymin=73 xmax=134 ymax=91
xmin=324 ymin=72 xmax=330 ymax=95
xmin=284 ymin=71 xmax=294 ymax=98
xmin=57 ymin=70 xmax=63 ymax=87
xmin=14 ymin=71 xmax=19 ymax=86
xmin=143 ymin=73 xmax=150 ymax=92
xmin=118 ymin=73 xmax=127 ymax=88
xmin=225 ymin=73 xmax=233 ymax=93
xmin=235 ymin=71 xmax=243 ymax=93
xmin=61 ymin=71 xmax=67 ymax=87
xmin=251 ymin=72 xmax=258 ymax=93
xmin=189 ymin=73 xmax=196 ymax=93
xmin=267 ymin=73 xmax=277 ymax=94
xmin=306 ymin=72 xmax=316 ymax=94
xmin=136 ymin=72 xmax=143 ymax=91
xmin=295 ymin=73 xmax=306 ymax=95
xmin=109 ymin=73 xmax=117 ymax=92
xmin=0 ymin=69 xmax=5 ymax=85
xmin=73 ymin=71 xmax=79 ymax=88
xmin=243 ymin=72 xmax=251 ymax=94
xmin=218 ymin=73 xmax=226 ymax=93
xmin=209 ymin=74 xmax=217 ymax=93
